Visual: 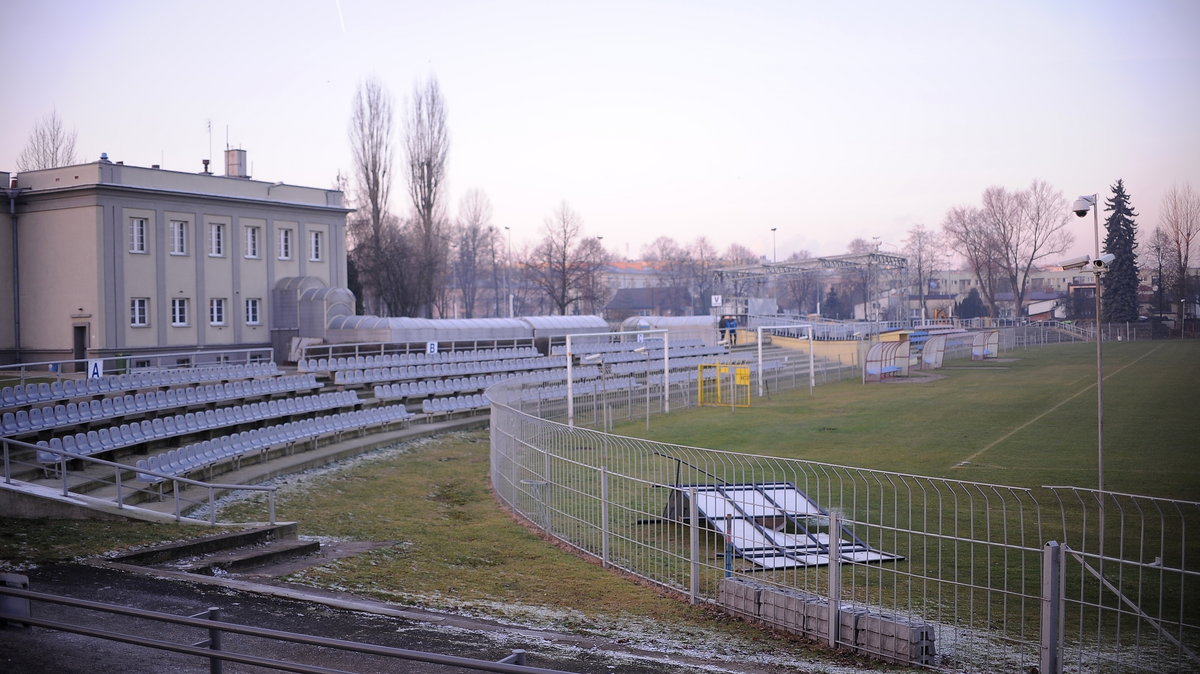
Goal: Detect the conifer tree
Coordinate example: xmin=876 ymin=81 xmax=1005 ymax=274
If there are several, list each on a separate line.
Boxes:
xmin=1101 ymin=179 xmax=1140 ymax=322
xmin=821 ymin=287 xmax=844 ymax=319
xmin=957 ymin=288 xmax=986 ymax=319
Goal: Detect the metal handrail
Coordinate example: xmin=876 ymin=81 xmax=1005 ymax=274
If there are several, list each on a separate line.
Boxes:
xmin=0 ymin=347 xmax=275 ymax=381
xmin=0 ymin=585 xmax=566 ymax=673
xmin=1 ymin=437 xmax=276 ymax=525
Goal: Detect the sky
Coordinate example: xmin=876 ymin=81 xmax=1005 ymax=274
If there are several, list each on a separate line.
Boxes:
xmin=3 ymin=0 xmax=1198 ymax=263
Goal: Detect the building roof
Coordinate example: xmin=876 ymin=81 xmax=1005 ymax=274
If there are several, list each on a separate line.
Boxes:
xmin=12 ymin=156 xmax=349 ymax=213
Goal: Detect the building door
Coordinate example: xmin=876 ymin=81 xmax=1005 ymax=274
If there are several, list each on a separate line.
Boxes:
xmin=73 ymin=325 xmax=87 ymax=372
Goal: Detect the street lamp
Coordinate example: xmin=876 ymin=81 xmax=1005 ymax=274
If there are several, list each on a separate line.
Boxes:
xmin=770 ymin=227 xmax=777 ymax=263
xmin=1071 ymin=194 xmax=1105 ymax=496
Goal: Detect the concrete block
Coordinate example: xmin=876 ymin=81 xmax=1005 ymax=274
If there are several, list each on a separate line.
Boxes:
xmin=801 ymin=597 xmax=831 ymax=639
xmin=758 ymin=586 xmax=809 ymax=631
xmin=718 ymin=577 xmax=767 ymax=617
xmin=837 ymin=605 xmax=869 ymax=646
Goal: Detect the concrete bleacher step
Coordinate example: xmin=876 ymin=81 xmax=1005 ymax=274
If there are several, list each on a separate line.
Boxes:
xmin=179 ymin=539 xmax=321 ymax=575
xmin=111 ymin=522 xmax=320 ymax=576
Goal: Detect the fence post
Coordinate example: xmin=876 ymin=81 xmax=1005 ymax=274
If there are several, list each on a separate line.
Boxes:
xmin=188 ymin=606 xmax=225 ymax=674
xmin=724 ymin=513 xmax=733 ymax=577
xmin=689 ymin=486 xmax=700 ymax=604
xmin=1040 ymin=540 xmax=1064 ymax=674
xmin=600 ymin=466 xmax=610 ymax=569
xmin=827 ymin=510 xmax=841 ymax=649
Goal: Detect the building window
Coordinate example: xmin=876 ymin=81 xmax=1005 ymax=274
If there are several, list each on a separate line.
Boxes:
xmin=170 ymin=220 xmax=188 ymax=255
xmin=128 ymin=218 xmax=147 ymax=253
xmin=209 ymin=223 xmax=226 ymax=257
xmin=209 ymin=298 xmax=227 ymax=326
xmin=171 ymin=298 xmax=189 ymax=326
xmin=309 ymin=230 xmax=323 ymax=261
xmin=245 ymin=226 xmax=260 ymax=258
xmin=245 ymin=298 xmax=261 ymax=325
xmin=130 ymin=298 xmax=149 ymax=327
xmin=278 ymin=228 xmax=293 ymax=260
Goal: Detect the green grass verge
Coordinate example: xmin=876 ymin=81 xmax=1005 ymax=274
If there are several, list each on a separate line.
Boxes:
xmin=216 ymin=434 xmax=724 ymax=619
xmin=0 ymin=520 xmax=225 ymax=566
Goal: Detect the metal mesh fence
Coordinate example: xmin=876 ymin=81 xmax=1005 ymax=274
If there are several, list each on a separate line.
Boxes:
xmin=488 ymin=329 xmax=1199 ymax=672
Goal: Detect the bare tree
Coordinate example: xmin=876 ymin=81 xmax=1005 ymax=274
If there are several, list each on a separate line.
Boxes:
xmin=576 ymin=236 xmax=612 ymax=315
xmin=17 ymin=110 xmax=78 ymax=172
xmin=642 ymin=236 xmax=693 ymax=290
xmin=843 ymin=238 xmax=880 ymax=317
xmin=780 ymin=249 xmax=819 ymax=314
xmin=1004 ymin=180 xmax=1073 ymax=317
xmin=1144 ymin=226 xmax=1174 ymax=319
xmin=404 ymin=76 xmax=450 ymax=317
xmin=347 ymin=78 xmax=396 ymax=315
xmin=943 ymin=204 xmax=1002 ymax=318
xmin=952 ymin=181 xmax=1073 ymax=320
xmin=846 ymin=237 xmax=877 ymax=255
xmin=721 ymin=242 xmax=761 ymax=299
xmin=374 ymin=220 xmax=423 ymax=317
xmin=684 ymin=237 xmax=720 ymax=314
xmin=530 ymin=202 xmax=590 ymax=315
xmin=723 ymin=243 xmax=759 ymax=265
xmin=451 ymin=189 xmax=494 ymax=318
xmin=903 ymin=225 xmax=942 ymax=320
xmin=1161 ymin=183 xmax=1200 ymax=330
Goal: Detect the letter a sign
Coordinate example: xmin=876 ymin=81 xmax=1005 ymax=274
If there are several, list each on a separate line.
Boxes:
xmin=87 ymin=359 xmax=104 ymax=379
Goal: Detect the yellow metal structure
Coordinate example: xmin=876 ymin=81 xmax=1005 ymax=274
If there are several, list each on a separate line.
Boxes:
xmin=697 ymin=363 xmax=751 ymax=407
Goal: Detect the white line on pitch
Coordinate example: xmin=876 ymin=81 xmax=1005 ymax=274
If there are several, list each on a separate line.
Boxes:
xmin=952 ymin=344 xmax=1165 ymax=470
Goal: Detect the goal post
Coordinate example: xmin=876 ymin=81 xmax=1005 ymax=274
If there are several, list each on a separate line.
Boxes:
xmin=756 ymin=323 xmax=816 ymax=397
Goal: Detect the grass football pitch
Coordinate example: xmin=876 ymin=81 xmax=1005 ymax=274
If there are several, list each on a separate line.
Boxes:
xmin=625 ymin=340 xmax=1200 ymax=501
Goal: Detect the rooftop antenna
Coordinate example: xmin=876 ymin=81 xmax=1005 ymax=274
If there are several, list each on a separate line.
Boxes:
xmin=206 ymin=119 xmax=212 ymax=163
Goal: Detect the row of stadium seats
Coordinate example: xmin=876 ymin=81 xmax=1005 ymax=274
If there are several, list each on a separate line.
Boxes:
xmin=299 ymin=346 xmax=540 ymax=373
xmin=607 ymin=354 xmax=757 ymax=376
xmin=34 ymin=392 xmax=359 ymax=465
xmin=3 ymin=375 xmax=320 ymax=437
xmin=515 ymin=377 xmax=640 ymax=403
xmin=421 ymin=394 xmax=489 ymax=415
xmin=133 ymin=405 xmax=414 ymax=484
xmin=1 ymin=362 xmax=281 ymax=409
xmin=333 ymin=356 xmax=569 ymax=385
xmin=373 ymin=374 xmax=511 ymax=400
xmin=550 ymin=338 xmax=716 ymax=356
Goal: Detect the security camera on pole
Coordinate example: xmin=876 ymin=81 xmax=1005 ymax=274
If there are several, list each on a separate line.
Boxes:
xmin=1064 ymin=193 xmax=1111 ymax=502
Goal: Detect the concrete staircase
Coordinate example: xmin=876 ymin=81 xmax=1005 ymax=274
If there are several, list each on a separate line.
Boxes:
xmin=111 ymin=522 xmax=319 ymax=576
